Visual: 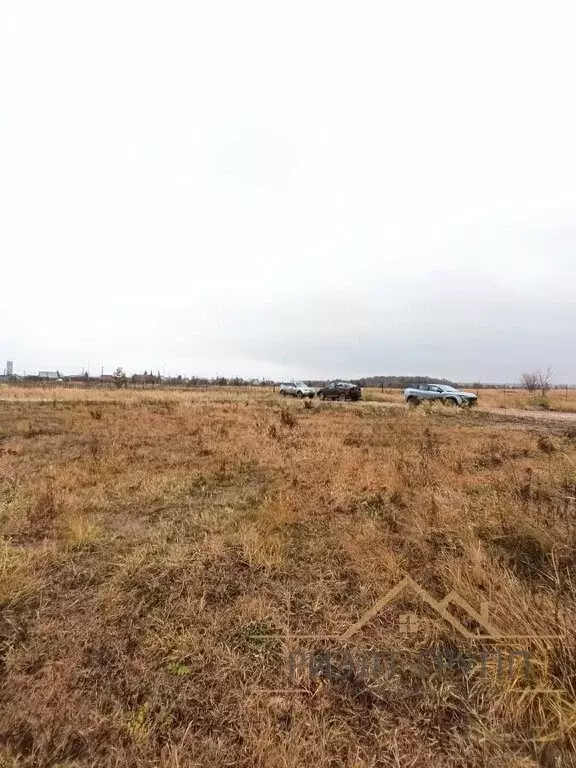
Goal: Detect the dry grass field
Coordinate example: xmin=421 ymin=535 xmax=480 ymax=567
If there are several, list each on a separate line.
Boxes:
xmin=1 ymin=386 xmax=576 ymax=767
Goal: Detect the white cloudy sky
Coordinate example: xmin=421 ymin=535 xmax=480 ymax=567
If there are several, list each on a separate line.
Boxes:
xmin=2 ymin=1 xmax=575 ymax=382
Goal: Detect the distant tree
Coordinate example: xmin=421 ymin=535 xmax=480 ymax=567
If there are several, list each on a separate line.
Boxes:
xmin=522 ymin=369 xmax=553 ymax=397
xmin=112 ymin=367 xmax=127 ymax=388
xmin=521 ymin=372 xmax=538 ymax=393
xmin=535 ymin=368 xmax=553 ymax=397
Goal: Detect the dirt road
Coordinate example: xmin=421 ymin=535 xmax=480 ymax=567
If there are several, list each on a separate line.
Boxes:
xmin=359 ymin=399 xmax=576 ymax=433
xmin=478 ymin=405 xmax=576 ymax=422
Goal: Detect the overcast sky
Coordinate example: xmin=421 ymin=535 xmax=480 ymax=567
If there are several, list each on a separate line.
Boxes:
xmin=2 ymin=2 xmax=576 ymax=382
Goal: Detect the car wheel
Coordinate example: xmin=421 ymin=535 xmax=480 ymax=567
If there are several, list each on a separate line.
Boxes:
xmin=319 ymin=392 xmax=325 ymax=400
xmin=407 ymin=396 xmax=419 ymax=407
xmin=296 ymin=391 xmax=303 ymax=398
xmin=338 ymin=393 xmax=346 ymax=401
xmin=444 ymin=397 xmax=458 ymax=407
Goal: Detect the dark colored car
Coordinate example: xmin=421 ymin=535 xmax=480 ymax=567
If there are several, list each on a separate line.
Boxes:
xmin=317 ymin=380 xmax=362 ymax=401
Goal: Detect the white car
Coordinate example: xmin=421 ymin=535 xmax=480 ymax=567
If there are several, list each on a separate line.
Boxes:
xmin=279 ymin=381 xmax=316 ymax=399
xmin=404 ymin=384 xmax=478 ymax=407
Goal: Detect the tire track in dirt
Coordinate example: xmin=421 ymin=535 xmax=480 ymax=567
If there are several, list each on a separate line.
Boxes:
xmin=357 ymin=399 xmax=576 ymax=434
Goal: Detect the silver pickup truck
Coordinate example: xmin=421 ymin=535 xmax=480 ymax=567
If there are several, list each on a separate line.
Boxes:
xmin=404 ymin=384 xmax=478 ymax=407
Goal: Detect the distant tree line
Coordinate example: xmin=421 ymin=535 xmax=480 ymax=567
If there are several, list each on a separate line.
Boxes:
xmin=10 ymin=367 xmax=574 ymax=392
xmin=348 ymin=375 xmax=458 ymax=389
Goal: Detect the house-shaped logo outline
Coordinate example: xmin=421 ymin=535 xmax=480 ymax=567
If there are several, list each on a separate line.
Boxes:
xmin=255 ymin=575 xmax=565 ymax=642
xmin=340 ymin=575 xmax=500 ymax=640
xmin=338 ymin=575 xmax=565 ymax=641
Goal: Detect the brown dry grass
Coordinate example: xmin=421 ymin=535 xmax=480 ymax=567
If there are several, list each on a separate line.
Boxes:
xmin=479 ymin=388 xmax=576 ymax=413
xmin=1 ymin=387 xmax=576 ymax=767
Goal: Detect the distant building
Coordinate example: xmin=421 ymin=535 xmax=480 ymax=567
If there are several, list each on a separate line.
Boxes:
xmin=6 ymin=361 xmax=13 ymax=376
xmin=131 ymin=373 xmax=157 ymax=384
xmin=38 ymin=371 xmax=62 ymax=381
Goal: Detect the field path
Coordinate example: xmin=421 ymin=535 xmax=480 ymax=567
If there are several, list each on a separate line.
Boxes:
xmin=479 ymin=405 xmax=576 ymax=422
xmin=359 ymin=398 xmax=576 ymax=429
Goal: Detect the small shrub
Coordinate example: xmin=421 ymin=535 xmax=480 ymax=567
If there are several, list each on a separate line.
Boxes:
xmin=63 ymin=514 xmax=102 ymax=549
xmin=536 ymin=396 xmax=551 ymax=410
xmin=280 ymin=408 xmax=297 ymax=428
xmin=477 ymin=440 xmax=505 ymax=468
xmin=537 ymin=435 xmax=556 ymax=454
xmin=165 ymin=661 xmax=192 ymax=676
